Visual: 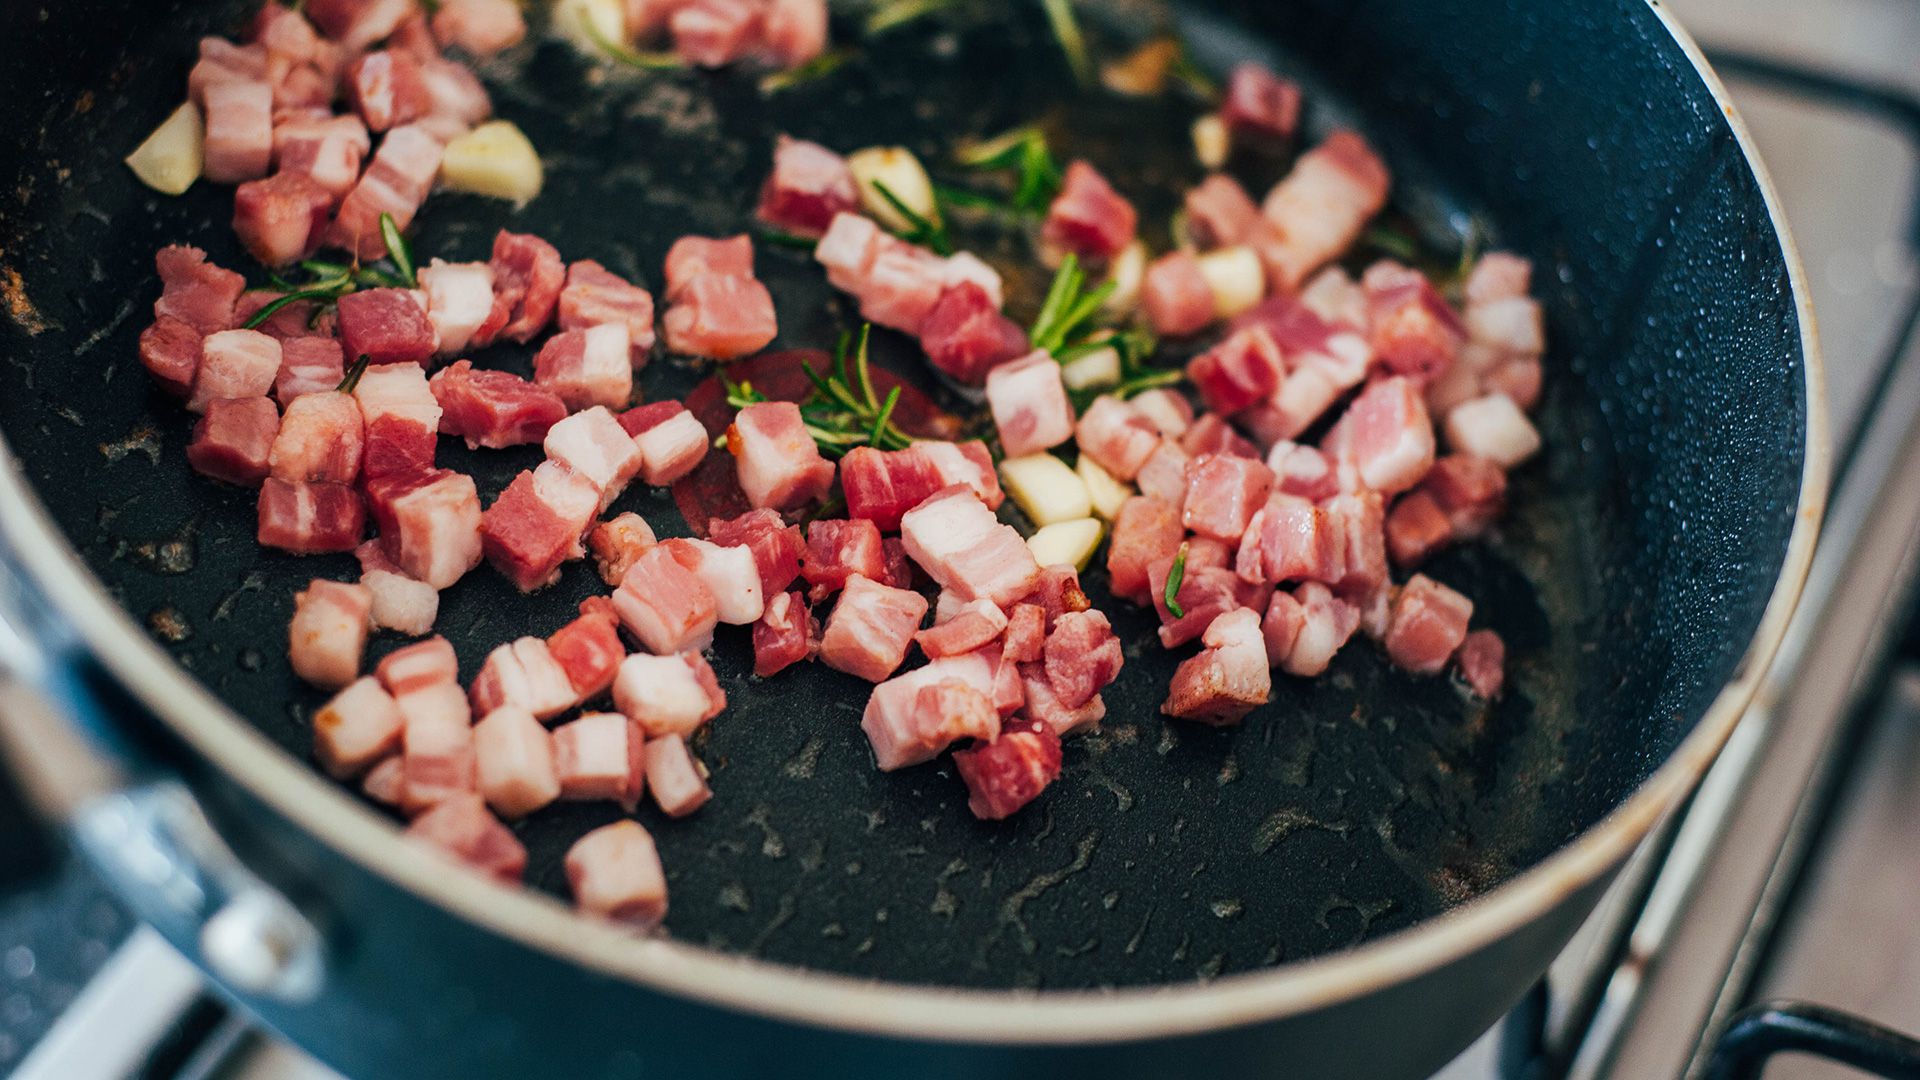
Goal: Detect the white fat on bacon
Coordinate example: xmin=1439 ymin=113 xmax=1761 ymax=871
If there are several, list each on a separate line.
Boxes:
xmin=899 ymin=486 xmax=1042 ymax=608
xmin=312 ymin=676 xmax=402 ymax=779
xmin=472 ymin=637 xmax=578 ymax=721
xmin=644 ymin=734 xmax=711 ymax=818
xmin=472 ymin=705 xmax=561 ymax=819
xmin=289 ymin=579 xmax=371 ymax=690
xmin=612 ymin=653 xmax=726 ymax=739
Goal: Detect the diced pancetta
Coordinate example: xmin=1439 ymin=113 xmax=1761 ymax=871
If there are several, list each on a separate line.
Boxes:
xmin=1185 ymin=174 xmax=1264 ymax=250
xmin=406 ymin=795 xmax=525 ymax=884
xmin=1135 ymin=440 xmax=1190 ymax=506
xmin=232 ymin=171 xmax=332 ymax=266
xmin=1424 ymin=454 xmax=1508 ymax=537
xmin=727 ymin=401 xmax=835 ymax=511
xmin=756 ymin=0 xmax=828 ymax=66
xmin=813 ymin=213 xmax=1003 ymax=335
xmin=337 ymin=288 xmax=438 ymax=367
xmin=272 ymin=114 xmax=372 ymax=205
xmin=140 ymin=316 xmax=204 ymax=399
xmin=985 ymin=351 xmax=1074 ymax=458
xmin=557 ymin=260 xmax=657 ymax=360
xmin=819 ymin=574 xmax=929 ymax=682
xmin=670 ymin=0 xmax=763 ymax=66
xmin=613 ymin=652 xmax=726 ymax=737
xmin=1186 ymin=325 xmax=1284 ymax=417
xmin=1443 ymin=393 xmax=1541 ymax=468
xmin=418 ymin=260 xmax=504 ymax=356
xmin=1260 ymin=589 xmax=1304 ymax=667
xmin=1238 ymin=492 xmax=1340 ymax=585
xmin=377 ymin=636 xmax=459 ymax=697
xmin=354 ymin=361 xmax=443 ymax=477
xmin=201 ymin=78 xmax=274 ymax=183
xmin=589 ymin=511 xmax=658 ymax=586
xmin=488 ymin=230 xmax=566 ymax=344
xmin=756 ymin=135 xmax=859 ymax=239
xmin=1268 ymin=441 xmax=1341 ymax=501
xmin=1326 ymin=376 xmax=1435 ymax=495
xmin=1106 ymin=495 xmax=1183 ymax=605
xmin=313 ymin=676 xmax=404 ymax=779
xmin=274 ymin=337 xmax=346 ymax=407
xmin=1149 ymin=559 xmax=1241 ymax=648
xmin=1259 ymin=130 xmax=1390 ymax=291
xmin=839 ymin=440 xmax=1000 ymax=532
xmin=470 ymin=637 xmax=578 ymax=722
xmin=417 ymin=57 xmax=492 ymax=134
xmin=1002 ymin=602 xmax=1045 ymax=663
xmin=622 ymin=403 xmax=710 ymax=486
xmin=565 ymin=820 xmax=667 ymax=927
xmin=398 ymin=679 xmax=477 ymax=813
xmin=644 ymin=734 xmax=712 ymax=817
xmin=1278 ymin=581 xmax=1360 ymax=677
xmin=361 ymin=756 xmax=405 ymax=806
xmin=347 ymin=49 xmax=431 ymax=132
xmin=1324 ymin=490 xmax=1388 ymax=595
xmin=188 ymin=396 xmax=280 ymax=486
xmin=429 ymin=360 xmax=565 ymax=449
xmin=155 ymin=245 xmax=245 ymax=336
xmin=752 ymin=589 xmax=814 ymax=677
xmin=1162 ymin=606 xmax=1270 ymax=724
xmin=431 ymin=0 xmax=527 ymax=56
xmin=472 ymin=705 xmax=560 ymax=819
xmin=661 ymin=272 xmax=778 ymax=360
xmin=664 ymin=235 xmax=755 ymax=299
xmin=269 ymin=390 xmax=362 ymax=484
xmin=706 ymin=508 xmax=803 ymax=596
xmin=545 ymin=406 xmax=645 ymax=510
xmin=660 ymin=537 xmax=765 ymax=625
xmin=305 ymin=0 xmax=416 ymax=51
xmin=327 ymin=123 xmax=444 ymax=260
xmin=915 ymin=598 xmax=1006 ymax=659
xmin=258 ymin=478 xmax=366 ymax=553
xmin=551 ymin=712 xmax=645 ymax=802
xmin=1017 ymin=661 xmax=1105 ymax=737
xmin=547 ymin=608 xmax=626 ymax=702
xmin=1221 ymin=62 xmax=1301 ymax=141
xmin=1182 ymin=452 xmax=1275 ymax=543
xmin=1044 ymin=609 xmax=1123 ymax=709
xmin=952 ymin=719 xmax=1061 ymax=820
xmin=289 ymin=579 xmax=372 ymax=689
xmin=188 ymin=37 xmax=268 ymax=104
xmin=365 ymin=468 xmax=484 ymax=588
xmin=612 ymin=543 xmax=719 ymax=654
xmin=533 ymin=325 xmax=634 ymax=412
xmin=1075 ymin=395 xmax=1162 ymax=482
xmin=1142 ymin=251 xmax=1215 ymax=338
xmin=190 ymin=329 xmax=282 ymax=412
xmin=919 ymin=282 xmax=1030 ymax=386
xmin=1386 ymin=489 xmax=1451 ymax=568
xmin=1383 ymin=574 xmax=1473 ymax=675
xmin=899 ymin=485 xmax=1041 ymax=607
xmin=859 ymin=649 xmax=997 ymax=770
xmin=1456 ymin=628 xmax=1506 ymax=699
xmin=359 ymin=563 xmax=439 ymax=637
xmin=478 ymin=464 xmax=592 ymax=590
xmin=1042 ymin=160 xmax=1138 ymax=265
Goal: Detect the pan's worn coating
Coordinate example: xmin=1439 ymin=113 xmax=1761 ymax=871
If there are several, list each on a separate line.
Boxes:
xmin=0 ymin=0 xmax=1806 ymax=1056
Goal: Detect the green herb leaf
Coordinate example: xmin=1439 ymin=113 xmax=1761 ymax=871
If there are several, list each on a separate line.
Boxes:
xmin=1112 ymin=365 xmax=1184 ymax=399
xmin=580 ymin=16 xmax=685 ymax=69
xmin=868 ymin=384 xmax=902 ymax=448
xmin=1039 ymin=0 xmax=1094 ymax=87
xmin=1164 ymin=541 xmax=1189 ymax=618
xmin=1028 ymin=253 xmax=1116 ymax=356
xmin=866 ymin=0 xmax=956 ymax=35
xmin=777 ymin=325 xmax=913 ymax=456
xmin=757 ymin=227 xmax=820 ymax=250
xmin=956 ymin=126 xmax=1062 ymax=215
xmin=868 ymin=179 xmax=953 ymax=256
xmin=1168 ymin=48 xmax=1221 ymax=102
xmin=337 ymin=354 xmax=371 ymax=394
xmin=241 ymin=277 xmax=351 ymax=330
xmin=378 ymin=212 xmax=416 ymax=288
xmin=1360 ymin=224 xmax=1420 ymax=263
xmin=760 ymin=48 xmax=851 ymax=93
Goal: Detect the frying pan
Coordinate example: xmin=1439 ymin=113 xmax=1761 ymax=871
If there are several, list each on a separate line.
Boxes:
xmin=0 ymin=0 xmax=1825 ymax=1077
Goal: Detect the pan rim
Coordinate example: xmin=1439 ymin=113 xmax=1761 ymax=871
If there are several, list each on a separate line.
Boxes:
xmin=0 ymin=0 xmax=1830 ymax=1046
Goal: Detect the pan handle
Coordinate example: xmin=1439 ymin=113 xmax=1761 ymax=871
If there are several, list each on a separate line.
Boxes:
xmin=0 ymin=556 xmax=325 ymax=1004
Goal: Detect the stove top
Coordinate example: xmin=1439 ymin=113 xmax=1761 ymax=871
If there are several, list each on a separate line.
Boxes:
xmin=5 ymin=2 xmax=1918 ymax=1078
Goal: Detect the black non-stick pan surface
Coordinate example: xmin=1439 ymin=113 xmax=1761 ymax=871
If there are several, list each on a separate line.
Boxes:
xmin=0 ymin=0 xmax=1805 ymax=991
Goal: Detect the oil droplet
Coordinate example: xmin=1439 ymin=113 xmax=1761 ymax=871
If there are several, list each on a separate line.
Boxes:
xmin=1210 ymin=898 xmax=1244 ymax=920
xmin=237 ymin=648 xmax=263 ymax=672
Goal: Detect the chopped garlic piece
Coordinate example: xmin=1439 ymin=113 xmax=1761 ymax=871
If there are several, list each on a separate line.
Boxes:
xmin=1192 ymin=114 xmax=1229 ymax=170
xmin=848 ymin=147 xmax=939 ymax=233
xmin=1076 ymin=455 xmax=1134 ymax=520
xmin=554 ymin=0 xmax=627 ymax=55
xmin=1027 ymin=519 xmax=1105 ymax=572
xmin=1060 ymin=346 xmax=1121 ymax=392
xmin=440 ymin=121 xmax=544 ymax=204
xmin=125 ymin=103 xmax=204 ymax=196
xmin=1196 ymin=245 xmax=1266 ymax=319
xmin=1101 ymin=239 xmax=1147 ymax=318
xmin=1000 ymin=453 xmax=1092 ymax=527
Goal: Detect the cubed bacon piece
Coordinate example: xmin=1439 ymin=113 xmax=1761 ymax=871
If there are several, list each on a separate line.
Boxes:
xmin=237 ymin=290 xmax=324 ymax=341
xmin=361 ymin=756 xmax=405 ymax=806
xmin=418 ymin=260 xmax=504 ymax=357
xmin=757 ymin=0 xmax=828 ymax=66
xmin=1183 ymin=453 xmax=1275 ymax=543
xmin=756 ymin=135 xmax=858 ymax=239
xmin=662 ymin=273 xmax=778 ymax=360
xmin=565 ymin=821 xmax=667 ymax=927
xmin=1221 ymin=63 xmax=1302 ymax=141
xmin=644 ymin=734 xmax=711 ymax=817
xmin=1018 ymin=564 xmax=1092 ymax=627
xmin=858 ymin=242 xmax=1000 ymax=337
xmin=623 ymin=403 xmax=710 ymax=486
xmin=190 ymin=330 xmax=282 ymax=413
xmin=313 ymin=676 xmax=403 ymax=779
xmin=337 ymin=288 xmax=438 ymax=367
xmin=660 ymin=537 xmax=765 ymax=624
xmin=1044 ymin=609 xmax=1123 ymax=709
xmin=589 ymin=512 xmax=657 ymax=587
xmin=289 ymin=579 xmax=371 ymax=689
xmin=1443 ymin=393 xmax=1541 ymax=468
xmin=545 ymin=406 xmax=645 ymax=509
xmin=258 ymin=478 xmax=365 ymax=553
xmin=953 ymin=720 xmax=1061 ymax=820
xmin=1017 ymin=661 xmax=1105 ymax=737
xmin=707 ymin=508 xmax=803 ymax=596
xmin=1142 ymin=252 xmax=1215 ymax=338
xmin=914 ymin=440 xmax=1004 ymax=509
xmin=547 ymin=609 xmax=625 ymax=703
xmin=1280 ymin=581 xmax=1361 ymax=677
xmin=753 ymin=590 xmax=814 ymax=677
xmin=431 ymin=0 xmax=527 ymax=56
xmin=1240 ymin=493 xmax=1340 ymax=585
xmin=478 ymin=467 xmax=589 ymax=591
xmin=201 ymin=79 xmax=273 ymax=183
xmin=819 ymin=574 xmax=928 ymax=683
xmin=1001 ymin=602 xmax=1046 ymax=663
xmin=357 ymin=553 xmax=439 ymax=638
xmin=557 ymin=261 xmax=657 ymax=360
xmin=1361 ymin=260 xmax=1466 ymax=380
xmin=1268 ymin=441 xmax=1340 ymax=501
xmin=664 ymin=236 xmax=755 ymax=300
xmin=859 ymin=650 xmax=997 ymax=770
xmin=188 ymin=397 xmax=280 ymax=486
xmin=417 ymin=56 xmax=492 ymax=134
xmin=1185 ymin=174 xmax=1264 ymax=250
xmin=155 ymin=245 xmax=245 ymax=336
xmin=551 ymin=712 xmax=644 ymax=801
xmin=899 ymin=485 xmax=1041 ymax=607
xmin=1328 ymin=376 xmax=1436 ymax=495
xmin=377 ymin=636 xmax=459 ymax=696
xmin=365 ymin=468 xmax=484 ymax=589
xmin=1042 ymin=161 xmax=1138 ymax=264
xmin=1383 ymin=574 xmax=1474 ymax=675
xmin=305 ymin=0 xmax=415 ymax=51
xmin=533 ymin=325 xmax=634 ymax=412
xmin=1324 ymin=490 xmax=1388 ymax=594
xmin=612 ymin=544 xmax=719 ymax=654
xmin=327 ymin=124 xmax=444 ymax=260
xmin=1075 ymin=396 xmax=1162 ymax=482
xmin=472 ymin=705 xmax=560 ymax=819
xmin=839 ymin=440 xmax=1000 ymax=533
xmin=915 ymin=679 xmax=1000 ymax=749
xmin=273 ymin=114 xmax=372 ymax=206
xmin=396 ymin=679 xmax=476 ymax=813
xmin=488 ymin=230 xmax=566 ymax=344
xmin=187 ymin=37 xmax=268 ymax=104
xmin=1424 ymin=454 xmax=1508 ymax=537
xmin=429 ymin=360 xmax=566 ymax=449
xmin=813 ymin=212 xmax=880 ymax=287
xmin=1149 ymin=558 xmax=1240 ymax=648
xmin=671 ymin=0 xmax=763 ymax=67
xmin=353 ymin=361 xmax=442 ymax=477
xmin=1261 ymin=589 xmax=1305 ymax=666
xmin=346 ymin=48 xmax=430 ymax=132
xmin=1232 ymin=292 xmax=1373 ymax=390
xmin=269 ymin=390 xmax=362 ymax=484
xmin=274 ymin=337 xmax=346 ymax=407
xmin=1135 ymin=441 xmax=1190 ymax=507
xmin=1162 ymin=606 xmax=1270 ymax=725
xmin=1187 ymin=325 xmax=1285 ymax=417
xmin=406 ymin=795 xmax=525 ymax=883
xmin=1106 ymin=496 xmax=1182 ymax=605
xmin=469 ymin=637 xmax=575 ymax=722
xmin=728 ymin=401 xmax=835 ymax=511
xmin=985 ymin=351 xmax=1074 ymax=458
xmin=915 ymin=598 xmax=1007 ymax=659
xmin=613 ymin=652 xmax=726 ymax=737
xmin=232 ymin=171 xmax=332 ymax=267
xmin=794 ymin=515 xmax=883 ymax=595
xmin=1386 ymin=490 xmax=1452 ymax=567
xmin=919 ymin=282 xmax=1030 ymax=386
xmin=1259 ymin=130 xmax=1391 ymax=291
xmin=249 ymin=4 xmax=326 ymax=63
xmin=139 ymin=316 xmax=204 ymax=399
xmin=1456 ymin=628 xmax=1506 ymax=699
xmin=1180 ymin=414 xmax=1259 ymax=460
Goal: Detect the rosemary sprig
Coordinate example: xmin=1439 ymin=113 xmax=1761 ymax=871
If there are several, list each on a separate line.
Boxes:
xmin=378 ymin=213 xmax=416 ymax=288
xmin=757 ymin=227 xmax=820 ymax=251
xmin=580 ymin=16 xmax=684 ymax=70
xmin=336 ymin=354 xmax=371 ymax=394
xmin=723 ymin=326 xmax=913 ymax=457
xmin=866 ymin=0 xmax=957 ymax=34
xmin=956 ymin=126 xmax=1062 ymax=214
xmin=1111 ymin=365 xmax=1183 ymax=398
xmin=1029 ymin=253 xmax=1115 ymax=356
xmin=1360 ymin=224 xmax=1420 ymax=263
xmin=1039 ymin=0 xmax=1094 ymax=88
xmin=760 ymin=48 xmax=851 ymax=93
xmin=1168 ymin=47 xmax=1221 ymax=101
xmin=241 ymin=272 xmax=353 ymax=330
xmin=1164 ymin=541 xmax=1189 ymax=618
xmin=869 ymin=180 xmax=953 ymax=255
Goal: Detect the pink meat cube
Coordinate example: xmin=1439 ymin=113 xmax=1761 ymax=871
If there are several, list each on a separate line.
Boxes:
xmin=819 ymin=574 xmax=929 ymax=683
xmin=532 ymin=325 xmax=634 ymax=412
xmin=613 ymin=652 xmax=726 ymax=738
xmin=1239 ymin=493 xmax=1342 ymax=585
xmin=154 ymin=244 xmax=244 ymax=336
xmin=1075 ymin=396 xmax=1162 ymax=482
xmin=1324 ymin=491 xmax=1389 ymax=594
xmin=488 ymin=230 xmax=566 ymax=344
xmin=429 ymin=360 xmax=566 ymax=449
xmin=202 ymin=79 xmax=273 ymax=183
xmin=470 ymin=637 xmax=578 ymax=722
xmin=1135 ymin=440 xmax=1191 ymax=507
xmin=289 ymin=579 xmax=371 ymax=689
xmin=1259 ymin=130 xmax=1391 ymax=291
xmin=1149 ymin=560 xmax=1241 ymax=648
xmin=1017 ymin=662 xmax=1105 ymax=737
xmin=663 ymin=272 xmax=778 ymax=360
xmin=1043 ymin=610 xmax=1124 ymax=709
xmin=313 ymin=676 xmax=404 ymax=779
xmin=1162 ymin=606 xmax=1271 ymax=725
xmin=557 ymin=260 xmax=658 ymax=359
xmin=915 ymin=598 xmax=1007 ymax=659
xmin=1262 ymin=589 xmax=1305 ymax=666
xmin=914 ymin=440 xmax=1004 ymax=509
xmin=899 ymin=486 xmax=1041 ymax=607
xmin=360 ymin=756 xmax=406 ymax=807
xmin=1280 ymin=581 xmax=1361 ymax=677
xmin=480 ymin=470 xmax=583 ymax=592
xmin=1183 ymin=453 xmax=1276 ymax=543
xmin=337 ymin=288 xmax=437 ymax=367
xmin=359 ymin=563 xmax=438 ymax=637
xmin=431 ymin=0 xmax=527 ymax=56
xmin=1142 ymin=251 xmax=1214 ymax=337
xmin=758 ymin=0 xmax=827 ymax=66
xmin=258 ymin=479 xmax=365 ymax=554
xmin=472 ymin=705 xmax=560 ymax=819
xmin=953 ymin=720 xmax=1061 ymax=820
xmin=547 ymin=608 xmax=626 ymax=702
xmin=752 ymin=589 xmax=814 ymax=677
xmin=272 ymin=114 xmax=373 ymax=206
xmin=269 ymin=391 xmax=363 ymax=484
xmin=1187 ymin=325 xmax=1285 ymax=416
xmin=232 ymin=171 xmax=332 ymax=267
xmin=545 ymin=406 xmax=646 ymax=509
xmin=1386 ymin=489 xmax=1452 ymax=567
xmin=139 ymin=316 xmax=203 ymax=398
xmin=670 ymin=0 xmax=762 ymax=67
xmin=1106 ymin=495 xmax=1182 ymax=605
xmin=660 ymin=537 xmax=765 ymax=624
xmin=191 ymin=329 xmax=282 ymax=412
xmin=644 ymin=734 xmax=712 ymax=817
xmin=188 ymin=396 xmax=280 ymax=486
xmin=728 ymin=401 xmax=835 ymax=511
xmin=859 ymin=650 xmax=998 ymax=770
xmin=1042 ymin=160 xmax=1138 ymax=264
xmin=1384 ymin=574 xmax=1474 ymax=675
xmin=755 ymin=135 xmax=859 ymax=239
xmin=664 ymin=235 xmax=755 ymax=299
xmin=612 ymin=544 xmax=719 ymax=654
xmin=589 ymin=512 xmax=658 ymax=587
xmin=565 ymin=821 xmax=667 ymax=927
xmin=365 ymin=468 xmax=485 ymax=589
xmin=187 ymin=37 xmax=267 ymax=105
xmin=274 ymin=337 xmax=347 ymax=407
xmin=707 ymin=507 xmax=803 ymax=596
xmin=799 ymin=517 xmax=885 ymax=600
xmin=397 ymin=679 xmax=478 ymax=814
xmin=377 ymin=635 xmax=459 ymax=697
xmin=624 ymin=403 xmax=710 ymax=486
xmin=1424 ymin=454 xmax=1508 ymax=536
xmin=919 ymin=282 xmax=1030 ymax=386
xmin=346 ymin=48 xmax=430 ymax=132
xmin=1184 ymin=174 xmax=1264 ymax=250
xmin=418 ymin=260 xmax=505 ymax=357
xmin=1221 ymin=62 xmax=1302 ymax=141
xmin=1456 ymin=628 xmax=1506 ymax=699
xmin=985 ymin=350 xmax=1074 ymax=458
xmin=406 ymin=795 xmax=526 ymax=884
xmin=551 ymin=712 xmax=645 ymax=803
xmin=325 ymin=124 xmax=444 ymax=260
xmin=1327 ymin=376 xmax=1436 ymax=495
xmin=1363 ymin=261 xmax=1466 ymax=381
xmin=1269 ymin=441 xmax=1341 ymax=500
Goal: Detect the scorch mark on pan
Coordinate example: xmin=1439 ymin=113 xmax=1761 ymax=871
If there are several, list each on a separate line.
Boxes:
xmin=1 ymin=266 xmax=50 ymax=334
